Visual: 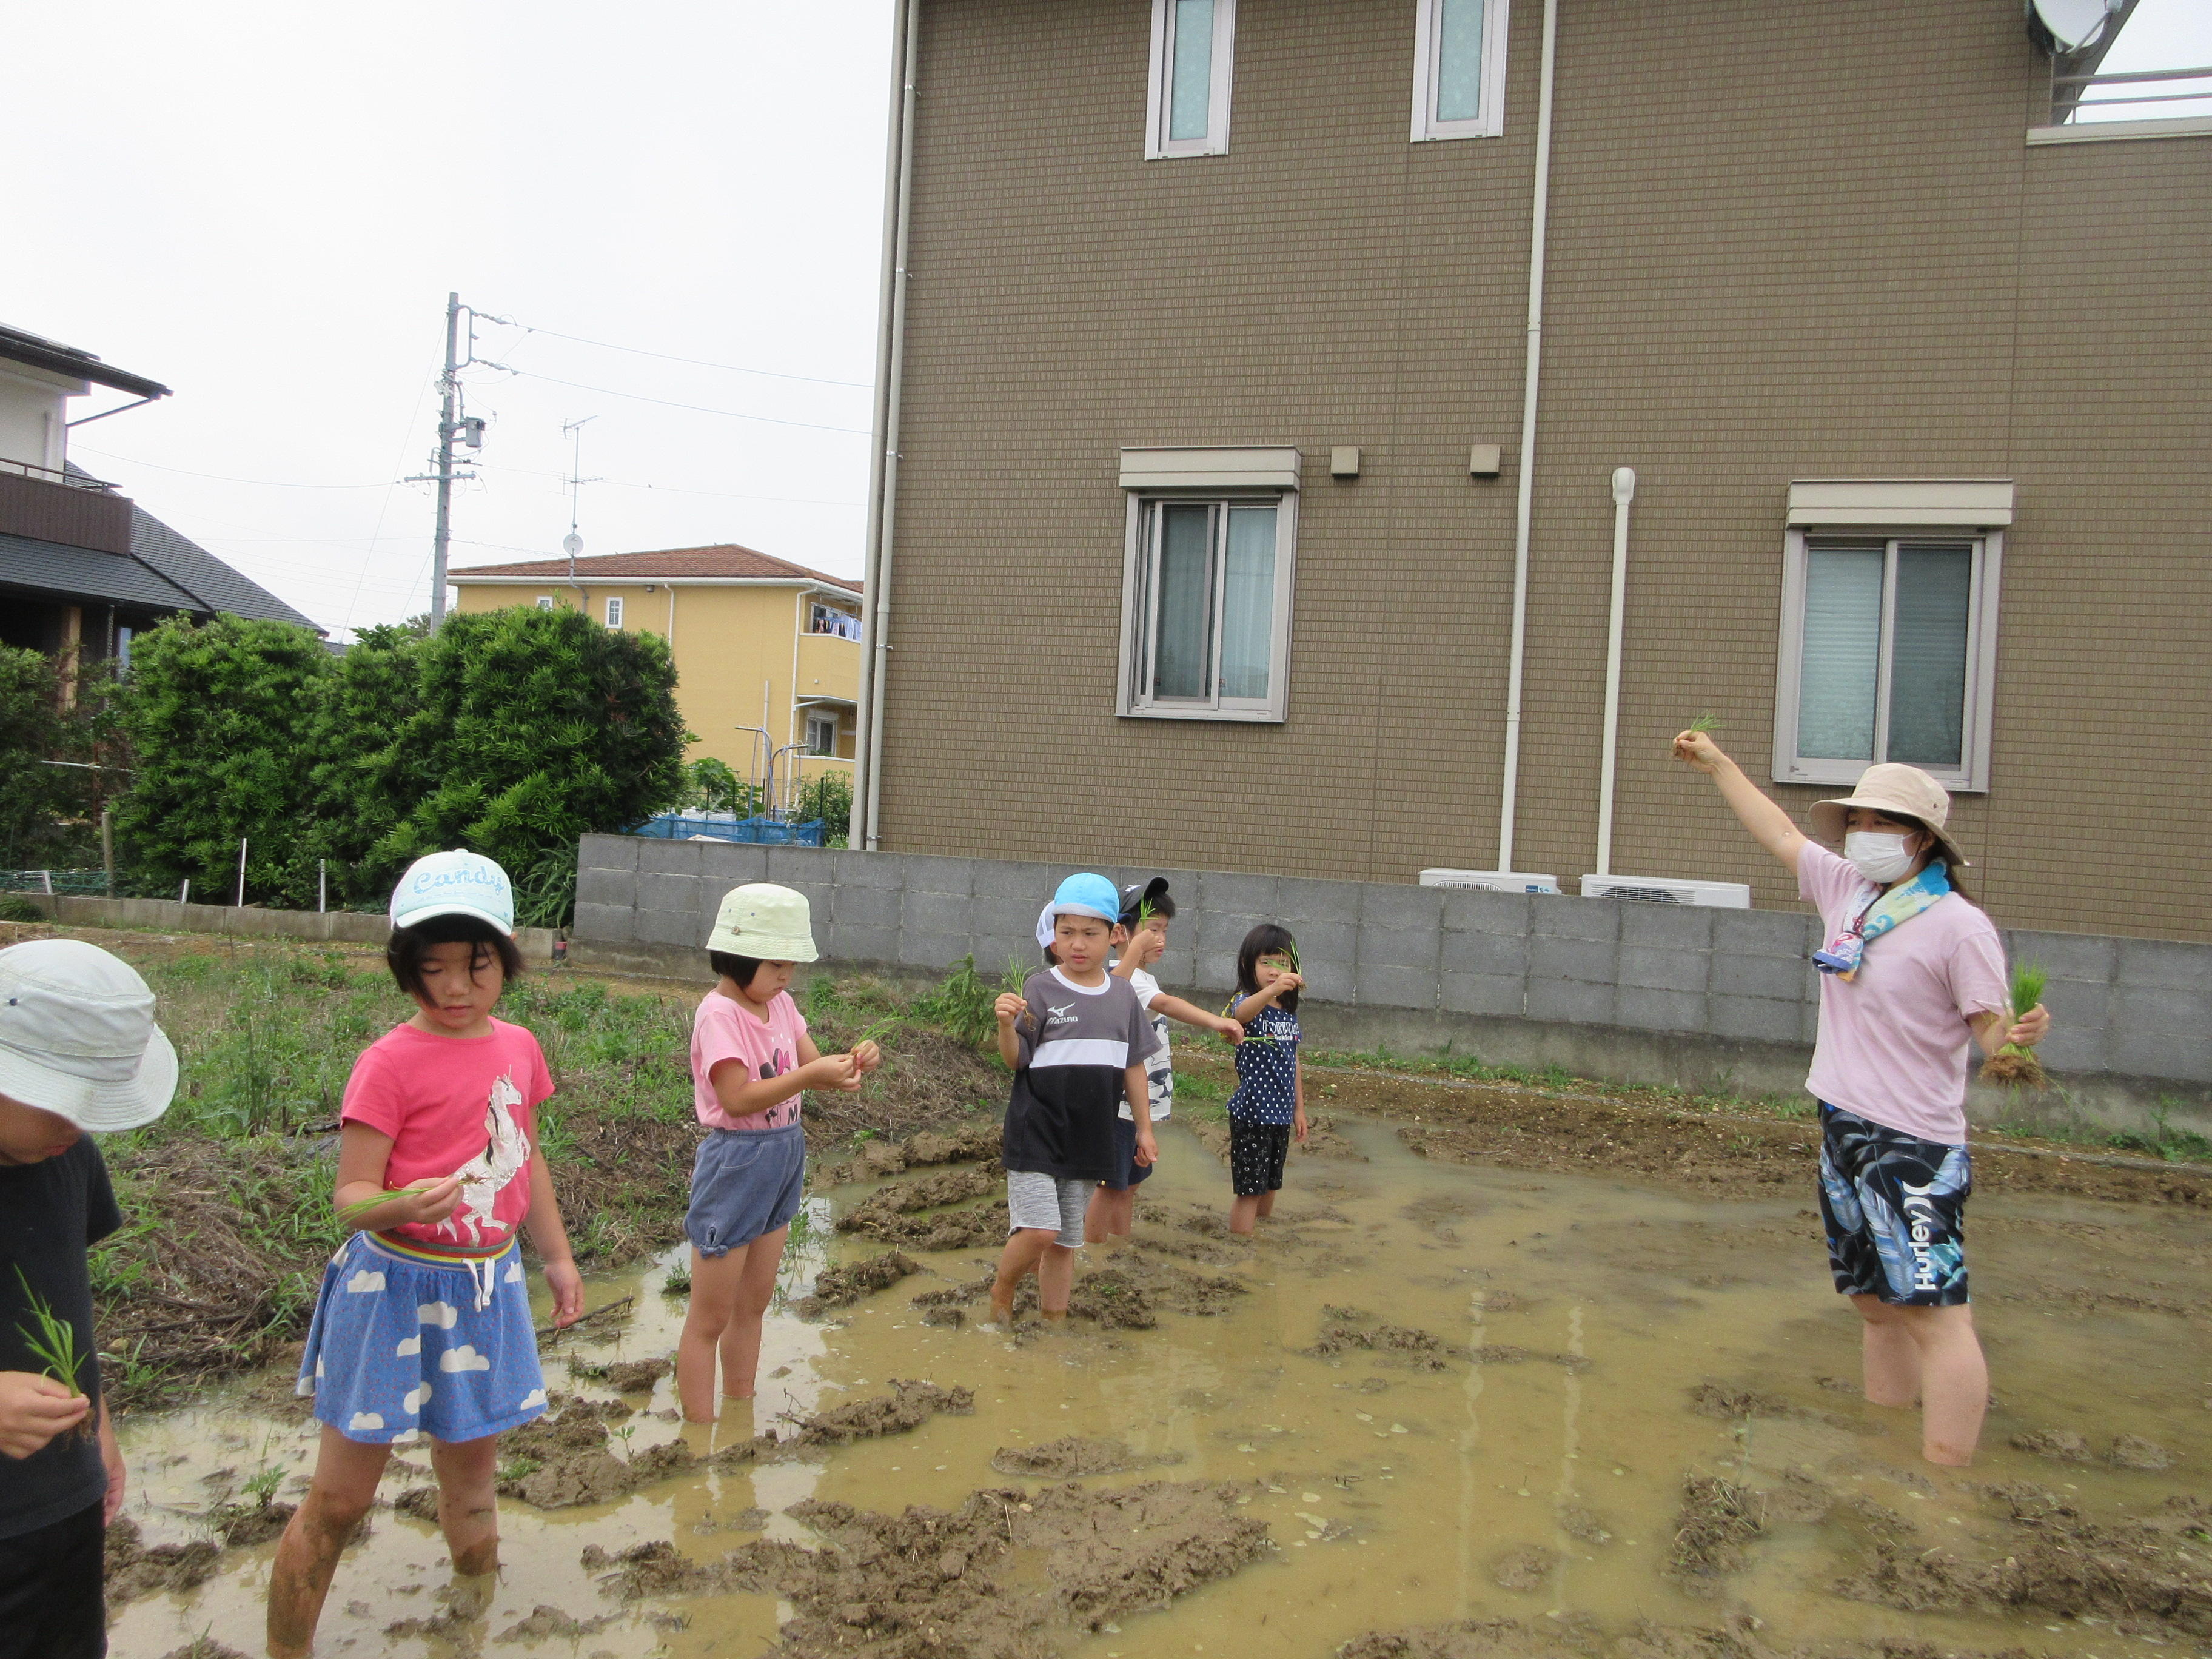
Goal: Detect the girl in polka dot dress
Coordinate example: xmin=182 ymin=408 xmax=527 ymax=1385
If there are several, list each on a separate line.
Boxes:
xmin=1224 ymin=923 xmax=1309 ymax=1234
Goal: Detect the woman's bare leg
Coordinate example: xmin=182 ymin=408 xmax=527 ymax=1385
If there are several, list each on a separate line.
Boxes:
xmin=717 ymin=1227 xmax=788 ymax=1400
xmin=267 ymin=1427 xmax=390 ymax=1658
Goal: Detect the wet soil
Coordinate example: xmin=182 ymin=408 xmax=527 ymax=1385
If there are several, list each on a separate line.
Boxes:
xmin=783 ymin=1378 xmax=974 ymax=1446
xmin=793 ymin=1249 xmax=920 ymax=1318
xmin=106 ymin=1518 xmax=221 ymax=1608
xmin=990 ymin=1435 xmax=1184 ymax=1478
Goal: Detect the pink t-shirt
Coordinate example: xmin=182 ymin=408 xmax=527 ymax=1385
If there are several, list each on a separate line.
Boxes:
xmin=1798 ymin=842 xmax=2010 ymax=1143
xmin=691 ymin=989 xmax=811 ymax=1131
xmin=340 ymin=1019 xmax=554 ymax=1251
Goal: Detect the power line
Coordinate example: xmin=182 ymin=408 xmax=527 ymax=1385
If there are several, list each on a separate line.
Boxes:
xmin=501 ymin=369 xmax=872 ymax=435
xmin=498 ymin=318 xmax=872 ymax=390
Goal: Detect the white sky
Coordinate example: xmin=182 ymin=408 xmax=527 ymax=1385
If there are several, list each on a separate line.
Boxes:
xmin=2 ymin=2 xmax=896 ymax=640
xmin=4 ymin=1 xmax=2200 ymax=642
xmin=2074 ymin=0 xmax=2212 ymax=121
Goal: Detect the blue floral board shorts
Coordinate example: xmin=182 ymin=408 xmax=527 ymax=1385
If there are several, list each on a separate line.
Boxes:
xmin=1818 ymin=1102 xmax=1971 ymax=1307
xmin=295 ymin=1232 xmax=548 ymax=1445
xmin=686 ymin=1123 xmax=806 ymax=1256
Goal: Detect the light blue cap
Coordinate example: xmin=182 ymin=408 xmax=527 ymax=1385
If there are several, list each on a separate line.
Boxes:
xmin=1034 ymin=871 xmax=1121 ymax=948
xmin=390 ymin=850 xmax=515 ymax=937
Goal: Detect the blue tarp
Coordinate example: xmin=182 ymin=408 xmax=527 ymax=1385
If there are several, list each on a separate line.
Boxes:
xmin=631 ymin=814 xmax=825 ymax=846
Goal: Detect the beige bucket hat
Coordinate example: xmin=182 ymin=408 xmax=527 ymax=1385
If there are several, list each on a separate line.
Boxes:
xmin=706 ymin=883 xmax=819 ymax=962
xmin=1809 ymin=763 xmax=1969 ymax=869
xmin=0 ymin=939 xmax=178 ymax=1132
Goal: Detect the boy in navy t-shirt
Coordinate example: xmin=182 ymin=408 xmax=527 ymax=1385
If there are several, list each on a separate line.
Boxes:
xmin=989 ymin=874 xmax=1157 ymax=1326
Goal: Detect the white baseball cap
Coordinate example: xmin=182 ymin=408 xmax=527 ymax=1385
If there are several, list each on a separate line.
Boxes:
xmin=706 ymin=884 xmax=819 ymax=963
xmin=0 ymin=940 xmax=178 ymax=1133
xmin=389 ymin=850 xmax=515 ymax=936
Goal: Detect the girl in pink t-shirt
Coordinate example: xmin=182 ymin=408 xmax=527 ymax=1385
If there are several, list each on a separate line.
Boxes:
xmin=269 ymin=851 xmax=583 ymax=1659
xmin=1674 ymin=735 xmax=2048 ymax=1470
xmin=676 ymin=883 xmax=879 ymax=1423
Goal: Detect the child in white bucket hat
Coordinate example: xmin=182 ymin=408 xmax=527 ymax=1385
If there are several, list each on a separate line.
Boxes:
xmin=675 ymin=885 xmax=880 ymax=1422
xmin=0 ymin=938 xmax=176 ymax=1656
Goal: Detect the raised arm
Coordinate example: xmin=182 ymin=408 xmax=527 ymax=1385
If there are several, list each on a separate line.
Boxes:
xmin=1148 ymin=990 xmax=1244 ymax=1043
xmin=1671 ymin=731 xmax=1808 ymax=872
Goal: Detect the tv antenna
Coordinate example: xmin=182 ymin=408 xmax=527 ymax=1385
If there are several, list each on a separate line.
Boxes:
xmin=561 ymin=415 xmax=600 ymax=590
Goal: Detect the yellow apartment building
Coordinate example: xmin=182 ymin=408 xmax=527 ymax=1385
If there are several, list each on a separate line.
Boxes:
xmin=449 ymin=543 xmax=862 ymax=803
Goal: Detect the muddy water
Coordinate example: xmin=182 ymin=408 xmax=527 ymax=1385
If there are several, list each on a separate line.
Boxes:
xmin=110 ymin=1116 xmax=2212 ymax=1657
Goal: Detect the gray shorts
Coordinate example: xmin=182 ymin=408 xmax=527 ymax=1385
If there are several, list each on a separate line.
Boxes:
xmin=686 ymin=1123 xmax=806 ymax=1256
xmin=1005 ymin=1170 xmax=1088 ymax=1250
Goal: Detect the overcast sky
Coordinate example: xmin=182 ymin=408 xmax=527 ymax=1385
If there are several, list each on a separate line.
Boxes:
xmin=4 ymin=2 xmax=896 ymax=640
xmin=4 ymin=2 xmax=2200 ymax=642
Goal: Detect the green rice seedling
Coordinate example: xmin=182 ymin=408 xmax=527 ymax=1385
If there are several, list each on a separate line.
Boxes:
xmin=1980 ymin=962 xmax=2050 ymax=1088
xmin=332 ymin=1183 xmax=445 ymax=1228
xmin=1687 ymin=712 xmax=1720 ymax=734
xmin=14 ymin=1267 xmax=89 ymax=1430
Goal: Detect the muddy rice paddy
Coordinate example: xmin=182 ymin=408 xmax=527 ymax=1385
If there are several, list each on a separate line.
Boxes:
xmin=104 ymin=1086 xmax=2212 ymax=1659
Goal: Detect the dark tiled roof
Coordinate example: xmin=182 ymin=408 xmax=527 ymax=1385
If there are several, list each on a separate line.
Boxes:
xmin=451 ymin=543 xmax=860 ymax=592
xmin=0 ymin=323 xmax=169 ymax=400
xmin=0 ymin=532 xmax=201 ymax=612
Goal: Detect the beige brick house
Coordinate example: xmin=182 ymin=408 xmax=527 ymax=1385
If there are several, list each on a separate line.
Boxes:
xmin=850 ymin=0 xmax=2212 ymax=940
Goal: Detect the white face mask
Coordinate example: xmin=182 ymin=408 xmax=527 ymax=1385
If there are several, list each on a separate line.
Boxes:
xmin=1845 ymin=831 xmax=1920 ymax=885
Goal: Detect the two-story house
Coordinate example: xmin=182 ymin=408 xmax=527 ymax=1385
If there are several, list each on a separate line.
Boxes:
xmin=449 ymin=543 xmax=864 ymax=805
xmin=848 ymin=0 xmax=2211 ymax=940
xmin=0 ymin=321 xmax=323 ymax=682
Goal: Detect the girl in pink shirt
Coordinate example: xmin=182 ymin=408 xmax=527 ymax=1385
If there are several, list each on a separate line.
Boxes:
xmin=1675 ymin=736 xmax=2048 ymax=1468
xmin=676 ymin=884 xmax=879 ymax=1422
xmin=269 ymin=851 xmax=583 ymax=1658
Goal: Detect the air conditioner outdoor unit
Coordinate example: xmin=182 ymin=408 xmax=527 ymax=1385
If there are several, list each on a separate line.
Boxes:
xmin=1418 ymin=869 xmax=1562 ymax=895
xmin=1578 ymin=874 xmax=1751 ymax=908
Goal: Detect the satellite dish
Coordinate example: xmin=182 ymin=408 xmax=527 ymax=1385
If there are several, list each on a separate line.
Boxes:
xmin=562 ymin=532 xmax=583 ymax=557
xmin=2028 ymin=0 xmax=2122 ymax=54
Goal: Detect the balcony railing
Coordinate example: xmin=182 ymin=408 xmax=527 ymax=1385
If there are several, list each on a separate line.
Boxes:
xmin=0 ymin=457 xmax=118 ymax=492
xmin=0 ymin=465 xmax=134 ymax=555
xmin=2052 ymin=64 xmax=2212 ymax=126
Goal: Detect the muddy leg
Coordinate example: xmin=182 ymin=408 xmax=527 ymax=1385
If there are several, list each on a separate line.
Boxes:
xmin=991 ymin=1228 xmax=1055 ymax=1322
xmin=266 ymin=1426 xmax=390 ymax=1658
xmin=677 ymin=1244 xmax=746 ymax=1421
xmin=1898 ymin=1303 xmax=1986 ymax=1465
xmin=1255 ymin=1190 xmax=1278 ymax=1219
xmin=1037 ymin=1241 xmax=1078 ymax=1318
xmin=1085 ymin=1185 xmax=1134 ymax=1242
xmin=428 ymin=1433 xmax=500 ymax=1575
xmin=1228 ymin=1195 xmax=1262 ymax=1235
xmin=716 ymin=1226 xmax=788 ymax=1401
xmin=1851 ymin=1293 xmax=1922 ymax=1407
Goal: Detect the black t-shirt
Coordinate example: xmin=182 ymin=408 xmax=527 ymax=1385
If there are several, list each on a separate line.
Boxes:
xmin=1000 ymin=968 xmax=1158 ymax=1182
xmin=0 ymin=1138 xmax=120 ymax=1538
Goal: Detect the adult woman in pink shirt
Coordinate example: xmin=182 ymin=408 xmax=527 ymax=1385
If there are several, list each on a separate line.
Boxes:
xmin=1675 ymin=734 xmax=2049 ymax=1466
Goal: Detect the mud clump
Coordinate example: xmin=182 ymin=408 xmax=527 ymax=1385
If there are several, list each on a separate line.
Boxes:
xmin=844 ymin=1196 xmax=1011 ymax=1251
xmin=1067 ymin=1267 xmax=1156 ymax=1328
xmin=2111 ymin=1434 xmax=2174 ymax=1471
xmin=785 ymin=1379 xmax=975 ymax=1446
xmin=498 ymin=1396 xmax=776 ymax=1509
xmin=106 ymin=1518 xmax=223 ymax=1607
xmin=1671 ymin=1475 xmax=1766 ymax=1578
xmin=571 ymin=1355 xmax=671 ymax=1393
xmin=844 ymin=1161 xmax=1001 ymax=1218
xmin=914 ymin=1253 xmax=1244 ymax=1327
xmin=902 ymin=1124 xmax=1004 ymax=1165
xmin=793 ymin=1249 xmax=920 ymax=1318
xmin=991 ymin=1436 xmax=1182 ymax=1478
xmin=586 ymin=1478 xmax=1265 ymax=1657
xmin=1837 ymin=1480 xmax=2212 ymax=1636
xmin=156 ymin=1640 xmax=249 ymax=1659
xmin=1690 ymin=1382 xmax=1796 ymax=1419
xmin=1304 ymin=1307 xmax=1460 ymax=1371
xmin=1493 ymin=1545 xmax=1558 ymax=1590
xmin=1558 ymin=1503 xmax=1613 ymax=1544
xmin=495 ymin=1604 xmax=615 ymax=1640
xmin=211 ymin=1496 xmax=295 ymax=1547
xmin=393 ymin=1484 xmax=442 ymax=1522
xmin=2011 ymin=1429 xmax=2093 ymax=1463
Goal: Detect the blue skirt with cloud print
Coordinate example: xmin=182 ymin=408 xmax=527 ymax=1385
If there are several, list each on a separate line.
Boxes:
xmin=295 ymin=1231 xmax=548 ymax=1445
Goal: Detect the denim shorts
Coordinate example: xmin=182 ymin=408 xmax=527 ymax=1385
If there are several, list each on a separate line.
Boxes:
xmin=686 ymin=1123 xmax=806 ymax=1256
xmin=1818 ymin=1102 xmax=1971 ymax=1306
xmin=1100 ymin=1114 xmax=1153 ymax=1191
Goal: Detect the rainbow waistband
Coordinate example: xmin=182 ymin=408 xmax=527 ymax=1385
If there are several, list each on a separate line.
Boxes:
xmin=367 ymin=1230 xmax=518 ymax=1267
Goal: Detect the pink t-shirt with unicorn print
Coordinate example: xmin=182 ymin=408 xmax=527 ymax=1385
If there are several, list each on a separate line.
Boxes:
xmin=340 ymin=1019 xmax=553 ymax=1250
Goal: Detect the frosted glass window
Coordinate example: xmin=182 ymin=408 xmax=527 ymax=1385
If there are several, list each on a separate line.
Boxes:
xmin=604 ymin=597 xmax=623 ymax=628
xmin=1435 ymin=0 xmax=1486 ymax=122
xmin=1797 ymin=546 xmax=1883 ymax=761
xmin=1886 ymin=543 xmax=1972 ymax=768
xmin=1168 ymin=0 xmax=1215 ymax=142
xmin=1127 ymin=493 xmax=1293 ymax=720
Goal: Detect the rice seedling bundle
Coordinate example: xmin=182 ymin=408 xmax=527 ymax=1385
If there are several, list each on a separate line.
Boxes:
xmin=1687 ymin=712 xmax=1720 ymax=734
xmin=1979 ymin=962 xmax=2049 ymax=1089
xmin=13 ymin=1267 xmax=90 ymax=1435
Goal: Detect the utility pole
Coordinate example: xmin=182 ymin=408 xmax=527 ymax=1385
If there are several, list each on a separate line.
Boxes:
xmin=406 ymin=291 xmax=494 ymax=625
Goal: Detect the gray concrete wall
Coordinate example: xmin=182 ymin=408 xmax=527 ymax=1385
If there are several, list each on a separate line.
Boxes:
xmin=17 ymin=895 xmax=560 ymax=960
xmin=571 ymin=836 xmax=2211 ymax=1131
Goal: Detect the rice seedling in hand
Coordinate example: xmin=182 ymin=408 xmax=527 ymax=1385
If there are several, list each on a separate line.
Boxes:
xmin=1686 ymin=712 xmax=1720 ymax=734
xmin=14 ymin=1267 xmax=90 ymax=1434
xmin=1979 ymin=962 xmax=2050 ymax=1088
xmin=332 ymin=1178 xmax=455 ymax=1228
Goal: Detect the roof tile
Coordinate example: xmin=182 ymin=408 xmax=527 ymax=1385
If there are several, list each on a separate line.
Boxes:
xmin=450 ymin=543 xmax=860 ymax=591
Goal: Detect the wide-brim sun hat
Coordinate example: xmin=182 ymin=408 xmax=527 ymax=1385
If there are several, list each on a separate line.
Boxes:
xmin=708 ymin=883 xmax=820 ymax=962
xmin=390 ymin=849 xmax=515 ymax=936
xmin=0 ymin=939 xmax=178 ymax=1133
xmin=1810 ymin=762 xmax=1969 ymax=869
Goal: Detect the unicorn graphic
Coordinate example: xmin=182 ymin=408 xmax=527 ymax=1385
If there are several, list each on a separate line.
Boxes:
xmin=429 ymin=1073 xmax=532 ymax=1247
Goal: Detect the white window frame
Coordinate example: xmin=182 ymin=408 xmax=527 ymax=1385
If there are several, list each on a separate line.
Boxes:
xmin=604 ymin=596 xmax=623 ymax=628
xmin=1771 ymin=526 xmax=2002 ymax=794
xmin=1145 ymin=0 xmax=1236 ymax=160
xmin=1410 ymin=0 xmax=1510 ymax=142
xmin=805 ymin=711 xmax=840 ymax=756
xmin=534 ymin=595 xmax=554 ymax=611
xmin=1116 ymin=489 xmax=1297 ymax=723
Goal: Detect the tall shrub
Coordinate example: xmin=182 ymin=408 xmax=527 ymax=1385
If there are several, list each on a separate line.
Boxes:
xmin=113 ymin=616 xmax=332 ymax=904
xmin=360 ymin=606 xmax=688 ymax=926
xmin=306 ymin=619 xmax=431 ymax=902
xmin=0 ymin=646 xmax=86 ymax=870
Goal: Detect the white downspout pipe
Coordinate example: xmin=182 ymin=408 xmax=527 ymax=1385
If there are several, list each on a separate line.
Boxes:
xmin=1594 ymin=466 xmax=1636 ymax=877
xmin=1496 ymin=0 xmax=1561 ymax=874
xmin=854 ymin=0 xmax=920 ymax=853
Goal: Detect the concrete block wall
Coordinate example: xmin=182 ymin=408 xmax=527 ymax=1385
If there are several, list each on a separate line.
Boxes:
xmin=572 ymin=836 xmax=2212 ymax=1125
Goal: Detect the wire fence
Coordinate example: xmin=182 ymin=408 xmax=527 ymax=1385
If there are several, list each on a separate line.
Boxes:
xmin=0 ymin=868 xmax=109 ymax=897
